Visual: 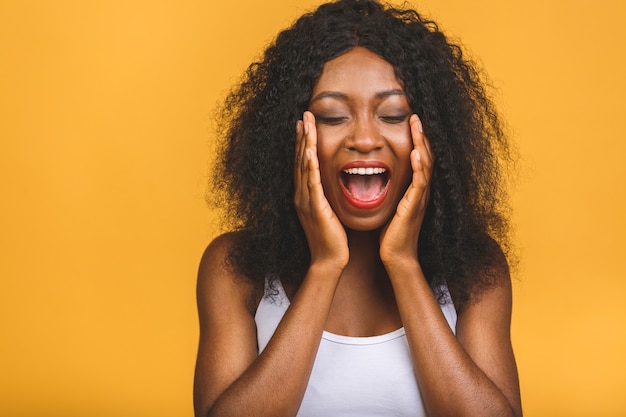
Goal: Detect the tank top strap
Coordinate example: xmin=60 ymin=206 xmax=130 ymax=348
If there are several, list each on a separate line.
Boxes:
xmin=255 ymin=277 xmax=289 ymax=353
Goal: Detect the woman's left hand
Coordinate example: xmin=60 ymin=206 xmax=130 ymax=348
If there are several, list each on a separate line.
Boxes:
xmin=379 ymin=114 xmax=433 ymax=266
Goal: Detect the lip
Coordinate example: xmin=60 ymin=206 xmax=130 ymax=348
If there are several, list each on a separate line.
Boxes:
xmin=338 ymin=160 xmax=391 ymax=209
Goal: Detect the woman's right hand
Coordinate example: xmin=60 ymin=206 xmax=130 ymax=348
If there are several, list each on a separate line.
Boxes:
xmin=294 ymin=111 xmax=349 ymax=272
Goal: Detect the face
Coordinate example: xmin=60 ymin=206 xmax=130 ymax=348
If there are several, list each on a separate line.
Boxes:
xmin=308 ymin=47 xmax=413 ymax=232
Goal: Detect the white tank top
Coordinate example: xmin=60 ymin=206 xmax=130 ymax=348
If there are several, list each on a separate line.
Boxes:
xmin=255 ymin=279 xmax=458 ymax=417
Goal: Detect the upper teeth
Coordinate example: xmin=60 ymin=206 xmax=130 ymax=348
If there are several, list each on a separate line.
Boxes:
xmin=343 ymin=167 xmax=387 ymax=175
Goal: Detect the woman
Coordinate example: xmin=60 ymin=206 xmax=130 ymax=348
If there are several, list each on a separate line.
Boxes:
xmin=194 ymin=0 xmax=522 ymax=416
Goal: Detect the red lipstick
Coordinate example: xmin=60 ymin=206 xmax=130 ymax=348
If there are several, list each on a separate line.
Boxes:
xmin=338 ymin=161 xmax=390 ymax=209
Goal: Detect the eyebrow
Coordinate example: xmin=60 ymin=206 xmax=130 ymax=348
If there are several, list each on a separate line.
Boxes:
xmin=309 ymin=89 xmax=406 ymax=104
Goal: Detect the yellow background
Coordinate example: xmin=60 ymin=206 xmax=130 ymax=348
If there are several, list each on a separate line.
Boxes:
xmin=1 ymin=0 xmax=624 ymax=415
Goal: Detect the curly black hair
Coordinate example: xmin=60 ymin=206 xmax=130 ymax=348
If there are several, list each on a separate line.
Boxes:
xmin=211 ymin=0 xmax=515 ymax=306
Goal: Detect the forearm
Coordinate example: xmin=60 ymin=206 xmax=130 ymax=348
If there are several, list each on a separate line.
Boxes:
xmin=207 ymin=264 xmax=342 ymax=417
xmin=385 ymin=259 xmax=520 ymax=417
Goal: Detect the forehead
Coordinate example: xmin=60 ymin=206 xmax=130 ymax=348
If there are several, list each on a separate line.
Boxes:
xmin=313 ymin=47 xmax=403 ymax=94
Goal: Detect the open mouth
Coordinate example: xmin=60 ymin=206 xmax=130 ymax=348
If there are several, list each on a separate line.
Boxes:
xmin=340 ymin=166 xmax=390 ymax=207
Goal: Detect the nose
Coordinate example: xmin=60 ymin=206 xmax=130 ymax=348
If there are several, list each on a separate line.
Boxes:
xmin=345 ymin=116 xmax=384 ymax=153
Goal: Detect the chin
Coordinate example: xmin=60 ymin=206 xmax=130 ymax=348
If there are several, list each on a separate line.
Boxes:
xmin=336 ymin=211 xmax=392 ymax=234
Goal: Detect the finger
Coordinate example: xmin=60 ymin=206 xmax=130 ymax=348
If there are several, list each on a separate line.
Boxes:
xmin=303 ymin=111 xmax=318 ymax=149
xmin=299 ymin=117 xmax=310 ymax=174
xmin=295 ymin=119 xmax=304 ymax=161
xmin=411 ymin=148 xmax=427 ymax=188
xmin=410 ymin=115 xmax=428 ymax=160
xmin=302 ymin=112 xmax=326 ymax=207
xmin=410 ymin=114 xmax=433 ymax=180
xmin=295 ymin=117 xmax=314 ymax=211
xmin=294 ymin=120 xmax=305 ymax=201
xmin=412 ymin=148 xmax=432 ymax=207
xmin=413 ymin=114 xmax=433 ymax=161
xmin=295 ymin=120 xmax=304 ymax=173
xmin=390 ymin=150 xmax=425 ymax=223
xmin=296 ymin=111 xmax=319 ymax=211
xmin=303 ymin=111 xmax=337 ymax=224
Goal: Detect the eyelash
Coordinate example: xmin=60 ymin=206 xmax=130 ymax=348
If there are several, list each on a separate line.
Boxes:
xmin=316 ymin=116 xmax=348 ymax=125
xmin=316 ymin=114 xmax=409 ymax=125
xmin=380 ymin=114 xmax=409 ymax=124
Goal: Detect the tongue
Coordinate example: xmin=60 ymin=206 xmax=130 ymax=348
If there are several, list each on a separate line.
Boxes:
xmin=346 ymin=175 xmax=386 ymax=201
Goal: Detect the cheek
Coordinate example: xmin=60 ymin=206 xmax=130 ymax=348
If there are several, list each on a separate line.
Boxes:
xmin=382 ymin=123 xmax=412 ymax=147
xmin=391 ymin=132 xmax=413 ymax=165
xmin=315 ymin=131 xmax=339 ymax=169
xmin=392 ymin=134 xmax=414 ymax=189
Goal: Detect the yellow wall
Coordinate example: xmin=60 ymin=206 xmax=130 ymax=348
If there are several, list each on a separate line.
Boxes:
xmin=1 ymin=1 xmax=624 ymax=416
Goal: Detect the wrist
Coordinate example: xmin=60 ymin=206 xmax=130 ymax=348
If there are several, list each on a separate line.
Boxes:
xmin=381 ymin=255 xmax=422 ymax=279
xmin=308 ymin=259 xmax=347 ymax=280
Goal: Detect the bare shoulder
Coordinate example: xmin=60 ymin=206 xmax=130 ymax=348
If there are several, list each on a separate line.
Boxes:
xmin=197 ymin=232 xmax=261 ymax=316
xmin=448 ymin=237 xmax=512 ymax=312
xmin=455 ymin=242 xmax=513 ymax=328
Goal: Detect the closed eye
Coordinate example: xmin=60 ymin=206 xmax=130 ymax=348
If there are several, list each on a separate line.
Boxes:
xmin=380 ymin=114 xmax=409 ymax=124
xmin=316 ymin=116 xmax=349 ymax=125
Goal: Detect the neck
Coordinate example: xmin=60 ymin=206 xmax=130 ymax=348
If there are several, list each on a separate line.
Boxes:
xmin=326 ymin=228 xmax=401 ymax=336
xmin=343 ymin=229 xmax=386 ymax=285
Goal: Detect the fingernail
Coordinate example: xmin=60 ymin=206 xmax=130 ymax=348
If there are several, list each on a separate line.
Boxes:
xmin=304 ymin=122 xmax=309 ymax=135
